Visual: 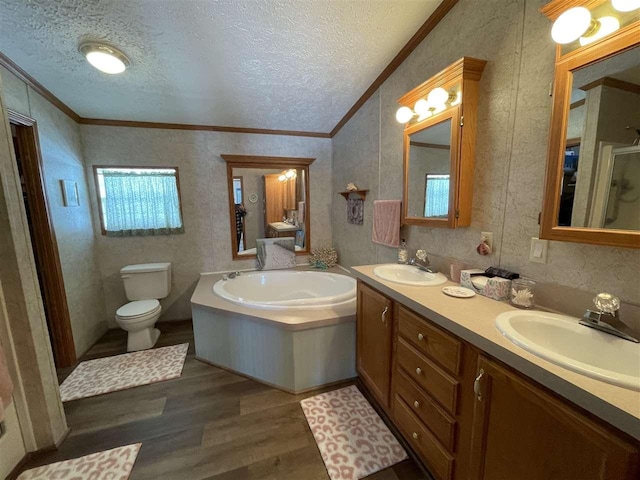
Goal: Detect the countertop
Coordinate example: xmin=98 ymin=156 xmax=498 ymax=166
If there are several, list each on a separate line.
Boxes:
xmin=352 ymin=264 xmax=640 ymax=440
xmin=191 ymin=265 xmax=355 ymax=331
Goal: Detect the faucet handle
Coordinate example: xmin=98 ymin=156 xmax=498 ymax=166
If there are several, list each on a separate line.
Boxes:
xmin=593 ymin=293 xmax=620 ymax=315
xmin=415 ymin=249 xmax=428 ymax=262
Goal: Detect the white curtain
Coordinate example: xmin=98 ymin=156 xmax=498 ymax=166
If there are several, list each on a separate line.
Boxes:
xmin=424 ymin=175 xmax=450 ymax=218
xmin=102 ymin=169 xmax=184 ymax=237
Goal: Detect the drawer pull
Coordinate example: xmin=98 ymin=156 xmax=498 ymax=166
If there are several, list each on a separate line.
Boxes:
xmin=412 ymin=432 xmax=419 ymax=440
xmin=474 ymin=369 xmax=485 ymax=402
xmin=415 ymin=367 xmax=422 ymax=375
xmin=413 ymin=400 xmax=420 ymax=408
xmin=417 ymin=333 xmax=424 ymax=341
xmin=381 ymin=306 xmax=389 ymax=326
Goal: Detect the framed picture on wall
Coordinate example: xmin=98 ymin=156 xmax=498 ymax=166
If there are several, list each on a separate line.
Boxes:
xmin=61 ymin=180 xmax=80 ymax=207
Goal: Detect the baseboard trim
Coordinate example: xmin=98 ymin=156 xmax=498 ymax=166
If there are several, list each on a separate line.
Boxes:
xmin=5 ymin=426 xmax=69 ymax=480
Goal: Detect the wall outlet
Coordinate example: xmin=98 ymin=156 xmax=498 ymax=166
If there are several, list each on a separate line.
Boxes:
xmin=529 ymin=237 xmax=548 ymax=264
xmin=481 ymin=231 xmax=493 ymax=253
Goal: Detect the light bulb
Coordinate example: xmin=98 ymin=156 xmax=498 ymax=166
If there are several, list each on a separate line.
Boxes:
xmin=417 ymin=111 xmax=433 ymax=122
xmin=396 ymin=106 xmax=414 ymax=124
xmin=612 ymin=0 xmax=640 ymax=12
xmin=551 ymin=7 xmax=593 ymax=44
xmin=278 ymin=175 xmax=286 ymax=182
xmin=427 ymin=87 xmax=449 ymax=107
xmin=414 ymin=99 xmax=430 ymax=116
xmin=579 ymin=16 xmax=620 ymax=45
xmin=285 ymin=169 xmax=295 ymax=179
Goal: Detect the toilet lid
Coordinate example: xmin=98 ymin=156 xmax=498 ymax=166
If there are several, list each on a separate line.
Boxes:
xmin=116 ymin=299 xmax=160 ymax=318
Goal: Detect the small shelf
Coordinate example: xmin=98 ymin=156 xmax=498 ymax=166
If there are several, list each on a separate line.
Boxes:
xmin=339 ymin=190 xmax=369 ymax=201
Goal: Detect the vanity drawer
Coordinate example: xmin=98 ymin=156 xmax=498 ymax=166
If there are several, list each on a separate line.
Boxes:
xmin=394 ymin=368 xmax=456 ymax=452
xmin=395 ymin=395 xmax=454 ymax=480
xmin=397 ymin=338 xmax=459 ymax=414
xmin=398 ymin=306 xmax=462 ymax=376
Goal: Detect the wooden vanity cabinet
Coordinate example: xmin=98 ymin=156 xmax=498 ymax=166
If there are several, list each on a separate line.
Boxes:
xmin=355 ymin=282 xmax=640 ymax=480
xmin=356 ymin=281 xmax=394 ymax=407
xmin=469 ymin=356 xmax=639 ymax=480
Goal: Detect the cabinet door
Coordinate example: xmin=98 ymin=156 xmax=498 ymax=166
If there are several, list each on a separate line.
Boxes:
xmin=357 ymin=282 xmax=393 ymax=407
xmin=469 ymin=356 xmax=639 ymax=480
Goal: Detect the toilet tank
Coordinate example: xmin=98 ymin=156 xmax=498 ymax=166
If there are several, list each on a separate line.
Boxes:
xmin=120 ymin=263 xmax=172 ymax=301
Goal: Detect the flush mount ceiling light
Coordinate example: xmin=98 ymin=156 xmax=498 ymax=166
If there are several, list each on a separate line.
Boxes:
xmin=79 ymin=42 xmax=130 ymax=74
xmin=612 ymin=0 xmax=640 ymax=12
xmin=551 ymin=7 xmax=597 ymax=44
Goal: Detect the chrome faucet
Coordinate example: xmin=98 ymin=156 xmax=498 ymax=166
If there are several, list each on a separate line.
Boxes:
xmin=580 ymin=293 xmax=639 ymax=343
xmin=223 ymin=271 xmax=242 ymax=281
xmin=409 ymin=249 xmax=438 ymax=274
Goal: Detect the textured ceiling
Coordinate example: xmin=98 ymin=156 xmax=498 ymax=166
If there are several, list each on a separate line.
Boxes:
xmin=0 ymin=0 xmax=442 ymax=132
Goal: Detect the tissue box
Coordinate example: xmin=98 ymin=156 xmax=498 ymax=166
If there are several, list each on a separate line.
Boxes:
xmin=460 ymin=269 xmax=511 ymax=301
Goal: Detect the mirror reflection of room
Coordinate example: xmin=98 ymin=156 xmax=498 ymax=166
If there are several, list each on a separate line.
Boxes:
xmin=407 ymin=118 xmax=452 ymax=219
xmin=560 ymin=45 xmax=640 ymax=231
xmin=232 ymin=167 xmax=306 ymax=256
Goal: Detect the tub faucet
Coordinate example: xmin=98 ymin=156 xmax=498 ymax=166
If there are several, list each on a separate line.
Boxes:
xmin=579 ymin=293 xmax=639 ymax=343
xmin=409 ymin=250 xmax=437 ymax=274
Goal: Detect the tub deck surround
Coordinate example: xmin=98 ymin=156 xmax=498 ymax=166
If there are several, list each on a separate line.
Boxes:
xmin=351 ymin=265 xmax=640 ymax=441
xmin=191 ymin=265 xmax=356 ymax=394
xmin=191 ymin=265 xmax=356 ymax=331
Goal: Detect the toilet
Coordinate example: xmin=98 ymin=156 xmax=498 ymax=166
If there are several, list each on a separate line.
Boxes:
xmin=115 ymin=262 xmax=172 ymax=352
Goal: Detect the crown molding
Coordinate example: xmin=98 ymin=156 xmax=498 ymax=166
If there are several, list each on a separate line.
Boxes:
xmin=78 ymin=118 xmax=330 ymax=138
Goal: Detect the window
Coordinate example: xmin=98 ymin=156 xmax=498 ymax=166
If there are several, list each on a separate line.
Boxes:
xmin=424 ymin=174 xmax=450 ymax=218
xmin=233 ymin=176 xmax=244 ymax=204
xmin=94 ymin=166 xmax=184 ymax=237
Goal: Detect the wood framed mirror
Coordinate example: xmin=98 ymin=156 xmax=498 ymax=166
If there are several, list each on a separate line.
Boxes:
xmin=398 ymin=57 xmax=486 ymax=228
xmin=222 ymin=155 xmax=314 ymax=260
xmin=540 ymin=1 xmax=640 ymax=248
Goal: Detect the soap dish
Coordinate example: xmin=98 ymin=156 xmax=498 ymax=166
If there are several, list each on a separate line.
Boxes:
xmin=442 ymin=286 xmax=476 ymax=298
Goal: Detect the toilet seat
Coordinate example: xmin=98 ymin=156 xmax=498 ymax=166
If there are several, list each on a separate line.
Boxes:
xmin=116 ymin=299 xmax=160 ymax=320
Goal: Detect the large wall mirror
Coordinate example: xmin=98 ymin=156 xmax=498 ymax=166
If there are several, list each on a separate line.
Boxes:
xmin=398 ymin=57 xmax=486 ymax=228
xmin=222 ymin=155 xmax=314 ymax=259
xmin=540 ymin=6 xmax=639 ymax=248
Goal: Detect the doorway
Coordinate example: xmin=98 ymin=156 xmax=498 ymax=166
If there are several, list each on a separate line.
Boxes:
xmin=9 ymin=110 xmax=76 ymax=368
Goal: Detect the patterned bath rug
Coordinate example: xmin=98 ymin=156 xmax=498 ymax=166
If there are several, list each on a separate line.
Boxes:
xmin=60 ymin=343 xmax=189 ymax=402
xmin=300 ymin=385 xmax=408 ymax=480
xmin=17 ymin=443 xmax=142 ymax=480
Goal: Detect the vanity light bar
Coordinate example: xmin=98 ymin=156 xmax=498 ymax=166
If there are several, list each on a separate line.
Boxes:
xmin=550 ymin=0 xmax=638 ymax=45
xmin=278 ymin=169 xmax=297 ymax=182
xmin=395 ymin=88 xmax=461 ymax=124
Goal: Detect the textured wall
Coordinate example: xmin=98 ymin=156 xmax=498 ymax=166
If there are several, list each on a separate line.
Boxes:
xmin=0 ymin=73 xmax=67 ymax=449
xmin=0 ymin=65 xmax=107 ymax=356
xmin=331 ymin=0 xmax=640 ymax=305
xmin=81 ymin=125 xmax=332 ymax=325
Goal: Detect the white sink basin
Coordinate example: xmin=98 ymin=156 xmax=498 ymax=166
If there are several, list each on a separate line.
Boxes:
xmin=373 ymin=264 xmax=447 ymax=287
xmin=496 ymin=311 xmax=640 ymax=390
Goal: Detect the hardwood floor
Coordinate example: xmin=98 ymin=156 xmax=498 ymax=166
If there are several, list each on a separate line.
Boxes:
xmin=16 ymin=321 xmax=429 ymax=480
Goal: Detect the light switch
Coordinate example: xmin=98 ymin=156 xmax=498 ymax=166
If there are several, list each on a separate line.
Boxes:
xmin=529 ymin=237 xmax=548 ymax=264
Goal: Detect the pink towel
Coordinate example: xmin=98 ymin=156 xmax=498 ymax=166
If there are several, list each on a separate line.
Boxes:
xmin=0 ymin=343 xmax=14 ymax=423
xmin=372 ymin=200 xmax=402 ymax=247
